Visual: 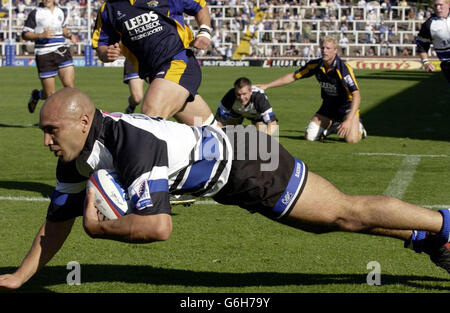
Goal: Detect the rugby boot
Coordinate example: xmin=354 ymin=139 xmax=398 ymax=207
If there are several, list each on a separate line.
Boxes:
xmin=27 ymin=89 xmax=40 ymax=113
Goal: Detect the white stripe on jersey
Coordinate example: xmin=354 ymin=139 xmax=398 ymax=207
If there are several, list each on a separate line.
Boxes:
xmin=55 ymin=179 xmax=86 ymax=194
xmin=98 ymin=112 xmax=233 ymax=198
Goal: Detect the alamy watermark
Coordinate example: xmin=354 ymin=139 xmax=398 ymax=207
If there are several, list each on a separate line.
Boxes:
xmin=66 ymin=261 xmax=81 ymax=285
xmin=366 ymin=261 xmax=381 ymax=286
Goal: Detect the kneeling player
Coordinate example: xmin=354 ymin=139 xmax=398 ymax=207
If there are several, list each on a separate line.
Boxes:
xmin=257 ymin=36 xmax=367 ymax=143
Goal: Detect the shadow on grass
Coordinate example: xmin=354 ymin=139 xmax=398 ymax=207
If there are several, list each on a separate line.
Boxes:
xmin=0 ymin=123 xmax=38 ymax=128
xmin=1 ymin=265 xmax=448 ymax=292
xmin=0 ymin=181 xmax=54 ymax=198
xmin=359 ymin=71 xmax=450 ymax=141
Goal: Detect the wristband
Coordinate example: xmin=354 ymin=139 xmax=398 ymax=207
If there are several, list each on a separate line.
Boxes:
xmin=197 ymin=24 xmax=212 ymax=41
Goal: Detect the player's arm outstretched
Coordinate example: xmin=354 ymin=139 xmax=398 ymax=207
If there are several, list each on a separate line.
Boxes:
xmin=256 ymin=72 xmax=297 ymax=91
xmin=0 ymin=218 xmax=75 ymax=290
xmin=83 ymin=188 xmax=172 ymax=244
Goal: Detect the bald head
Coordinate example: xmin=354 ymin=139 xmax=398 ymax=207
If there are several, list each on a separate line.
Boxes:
xmin=40 ymin=87 xmax=95 ymax=122
xmin=39 ymin=88 xmax=96 ymax=163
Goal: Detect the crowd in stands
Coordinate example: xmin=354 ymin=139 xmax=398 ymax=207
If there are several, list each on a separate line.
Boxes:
xmin=0 ymin=0 xmax=437 ymax=58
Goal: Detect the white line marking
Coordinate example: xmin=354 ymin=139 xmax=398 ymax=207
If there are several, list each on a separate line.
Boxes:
xmin=0 ymin=196 xmax=446 ymax=209
xmin=356 ymin=153 xmax=449 ymax=158
xmin=0 ymin=196 xmax=51 ymax=202
xmin=382 ymin=155 xmax=421 ymax=199
xmin=357 ymin=152 xmax=449 ymax=200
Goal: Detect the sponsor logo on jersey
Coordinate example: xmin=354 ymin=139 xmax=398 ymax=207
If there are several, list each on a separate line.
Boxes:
xmin=124 ymin=11 xmax=163 ymax=41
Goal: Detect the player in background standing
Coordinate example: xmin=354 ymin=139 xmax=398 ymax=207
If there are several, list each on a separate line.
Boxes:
xmin=416 ymin=0 xmax=450 ymax=83
xmin=215 ymin=77 xmax=278 ymax=136
xmin=22 ymin=0 xmax=77 ymax=114
xmin=257 ymin=36 xmax=367 ymax=143
xmin=92 ymin=0 xmax=216 ymax=126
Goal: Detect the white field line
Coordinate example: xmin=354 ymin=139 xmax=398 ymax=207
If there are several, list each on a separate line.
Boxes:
xmin=382 ymin=155 xmax=421 ymax=199
xmin=357 ymin=152 xmax=449 ymax=201
xmin=0 ymin=196 xmax=447 ymax=209
xmin=356 ymin=153 xmax=449 ymax=158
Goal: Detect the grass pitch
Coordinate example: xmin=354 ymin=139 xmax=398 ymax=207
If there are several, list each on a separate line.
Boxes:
xmin=0 ymin=66 xmax=449 ymax=293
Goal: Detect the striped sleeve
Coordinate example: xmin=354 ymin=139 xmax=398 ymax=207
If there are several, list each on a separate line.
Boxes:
xmin=22 ymin=9 xmax=37 ymax=34
xmin=182 ymin=0 xmax=206 ymax=16
xmin=340 ymin=62 xmax=359 ymax=92
xmin=416 ymin=18 xmax=432 ymax=53
xmin=215 ymin=89 xmax=235 ymax=124
xmin=294 ymin=60 xmax=320 ymax=80
xmin=254 ymin=92 xmax=277 ymax=124
xmin=46 ymin=159 xmax=88 ymax=222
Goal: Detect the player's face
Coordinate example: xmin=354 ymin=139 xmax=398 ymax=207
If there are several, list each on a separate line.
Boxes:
xmin=41 ymin=0 xmax=55 ymax=8
xmin=235 ymin=86 xmax=252 ymax=106
xmin=321 ymin=41 xmax=338 ymax=64
xmin=39 ymin=111 xmax=85 ymax=163
xmin=434 ymin=0 xmax=449 ymax=18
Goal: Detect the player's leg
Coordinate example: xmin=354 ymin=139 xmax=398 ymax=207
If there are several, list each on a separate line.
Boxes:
xmin=28 ymin=53 xmax=57 ymax=113
xmin=56 ymin=47 xmax=75 ymax=88
xmin=141 ymin=78 xmax=190 ymax=119
xmin=305 ymin=113 xmax=331 ymax=141
xmin=174 ymin=94 xmax=214 ymax=126
xmin=141 ymin=49 xmax=214 ymax=125
xmin=343 ymin=112 xmax=362 ymax=143
xmin=58 ymin=65 xmax=75 ymax=88
xmin=283 ymin=171 xmax=444 ymax=237
xmin=126 ymin=78 xmax=144 ymax=114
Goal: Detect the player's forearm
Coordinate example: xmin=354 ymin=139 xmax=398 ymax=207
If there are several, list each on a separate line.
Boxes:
xmin=22 ymin=32 xmax=45 ymax=41
xmin=266 ymin=73 xmax=296 ymax=89
xmin=419 ymin=52 xmax=429 ymax=64
xmin=14 ymin=219 xmax=74 ymax=285
xmin=96 ymin=46 xmax=111 ymax=63
xmin=62 ymin=27 xmax=73 ymax=39
xmin=84 ymin=213 xmax=172 ymax=243
xmin=195 ymin=6 xmax=211 ymax=28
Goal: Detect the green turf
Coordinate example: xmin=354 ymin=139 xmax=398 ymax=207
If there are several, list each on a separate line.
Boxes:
xmin=0 ymin=66 xmax=449 ymax=293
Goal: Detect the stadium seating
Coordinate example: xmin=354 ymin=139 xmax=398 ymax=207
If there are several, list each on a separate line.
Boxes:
xmin=0 ymin=0 xmax=437 ymax=59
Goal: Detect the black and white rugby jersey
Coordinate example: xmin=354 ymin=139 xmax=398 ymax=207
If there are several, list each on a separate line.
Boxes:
xmin=46 ymin=110 xmax=232 ymax=221
xmin=22 ymin=3 xmax=69 ymax=55
xmin=416 ymin=14 xmax=450 ymax=61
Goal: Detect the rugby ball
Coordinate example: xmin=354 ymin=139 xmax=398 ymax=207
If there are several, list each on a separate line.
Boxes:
xmin=87 ymin=169 xmax=130 ymax=220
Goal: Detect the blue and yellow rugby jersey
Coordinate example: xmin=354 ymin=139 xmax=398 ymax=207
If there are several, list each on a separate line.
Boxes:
xmin=92 ymin=0 xmax=206 ymax=78
xmin=294 ymin=55 xmax=359 ymax=105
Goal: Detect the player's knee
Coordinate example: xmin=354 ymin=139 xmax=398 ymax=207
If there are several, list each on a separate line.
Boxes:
xmin=305 ymin=121 xmax=324 ymax=141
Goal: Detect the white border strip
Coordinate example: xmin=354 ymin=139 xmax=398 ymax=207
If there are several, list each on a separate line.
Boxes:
xmin=356 ymin=153 xmax=449 ymax=158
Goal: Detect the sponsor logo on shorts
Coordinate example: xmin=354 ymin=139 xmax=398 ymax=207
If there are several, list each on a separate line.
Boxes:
xmin=295 ymin=161 xmax=301 ymax=178
xmin=281 ymin=191 xmax=293 ymax=205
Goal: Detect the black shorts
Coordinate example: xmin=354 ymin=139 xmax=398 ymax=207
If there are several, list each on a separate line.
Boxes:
xmin=123 ymin=58 xmax=139 ymax=84
xmin=213 ymin=127 xmax=308 ymax=220
xmin=316 ymin=101 xmax=351 ymax=122
xmin=441 ymin=60 xmax=450 ymax=83
xmin=36 ymin=47 xmax=73 ymax=79
xmin=146 ymin=49 xmax=201 ymax=102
